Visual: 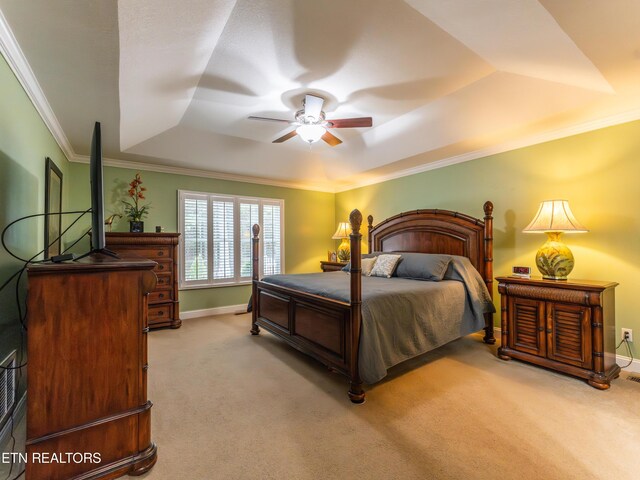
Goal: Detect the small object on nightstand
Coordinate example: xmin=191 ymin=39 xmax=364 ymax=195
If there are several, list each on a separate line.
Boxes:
xmin=512 ymin=266 xmax=531 ymax=278
xmin=320 ymin=260 xmax=348 ymax=272
xmin=497 ymin=275 xmax=619 ymax=389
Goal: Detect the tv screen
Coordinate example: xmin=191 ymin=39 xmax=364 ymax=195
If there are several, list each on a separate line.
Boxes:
xmin=90 ymin=122 xmax=105 ymax=251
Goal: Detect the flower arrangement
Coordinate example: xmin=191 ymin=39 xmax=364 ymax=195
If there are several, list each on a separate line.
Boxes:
xmin=122 ymin=173 xmax=150 ymax=222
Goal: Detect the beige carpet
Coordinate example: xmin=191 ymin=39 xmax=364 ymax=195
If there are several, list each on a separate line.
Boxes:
xmin=140 ymin=313 xmax=640 ymax=480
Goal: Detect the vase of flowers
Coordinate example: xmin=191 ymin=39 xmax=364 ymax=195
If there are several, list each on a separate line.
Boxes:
xmin=123 ymin=173 xmax=150 ymax=233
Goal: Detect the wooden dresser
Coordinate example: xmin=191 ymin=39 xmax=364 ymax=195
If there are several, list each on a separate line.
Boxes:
xmin=496 ymin=276 xmax=619 ymax=389
xmin=26 ymin=255 xmax=158 ymax=479
xmin=320 ymin=260 xmax=347 ymax=272
xmin=106 ymin=232 xmax=181 ymax=330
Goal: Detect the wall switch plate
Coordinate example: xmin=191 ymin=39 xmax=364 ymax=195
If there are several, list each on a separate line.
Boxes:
xmin=622 ymin=328 xmax=633 ymax=342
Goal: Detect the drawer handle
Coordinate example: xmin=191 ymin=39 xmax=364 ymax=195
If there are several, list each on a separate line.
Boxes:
xmin=158 ymin=251 xmax=164 ymax=256
xmin=159 ymin=293 xmax=164 ymax=298
xmin=158 ymin=311 xmax=164 ymax=316
xmin=546 ymin=328 xmax=552 ymax=334
xmin=158 ymin=265 xmax=164 ymax=270
xmin=538 ymin=327 xmax=544 ymax=332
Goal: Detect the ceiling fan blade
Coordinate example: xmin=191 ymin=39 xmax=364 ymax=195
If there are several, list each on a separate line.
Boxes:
xmin=273 ymin=130 xmax=298 ymax=143
xmin=304 ymin=94 xmax=324 ymax=122
xmin=326 ymin=117 xmax=373 ymax=128
xmin=248 ymin=116 xmax=292 ymax=124
xmin=321 ymin=130 xmax=342 ymax=147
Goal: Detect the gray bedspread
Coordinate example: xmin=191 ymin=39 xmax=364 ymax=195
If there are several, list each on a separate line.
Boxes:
xmin=262 ymin=257 xmax=495 ymax=384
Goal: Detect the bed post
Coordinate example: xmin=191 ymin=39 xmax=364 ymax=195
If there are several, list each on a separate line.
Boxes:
xmin=250 ymin=224 xmax=260 ymax=335
xmin=482 ymin=201 xmax=496 ymax=345
xmin=367 ymin=215 xmax=374 ymax=254
xmin=348 ymin=209 xmax=365 ymax=404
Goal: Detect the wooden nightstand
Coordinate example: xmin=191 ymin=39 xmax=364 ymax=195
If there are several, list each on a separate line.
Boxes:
xmin=320 ymin=260 xmax=347 ymax=272
xmin=496 ymin=276 xmax=620 ymax=389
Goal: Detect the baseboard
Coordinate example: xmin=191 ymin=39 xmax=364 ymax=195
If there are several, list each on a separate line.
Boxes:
xmin=180 ymin=304 xmax=247 ymax=320
xmin=492 ymin=327 xmax=640 ymax=373
xmin=0 ymin=392 xmax=25 ymax=449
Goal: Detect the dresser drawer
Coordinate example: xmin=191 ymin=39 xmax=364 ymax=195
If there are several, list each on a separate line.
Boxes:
xmin=110 ymin=245 xmax=171 ymax=260
xmin=148 ymin=304 xmax=172 ymax=321
xmin=153 ymin=259 xmax=172 ymax=274
xmin=149 ymin=290 xmax=173 ymax=304
xmin=155 ymin=273 xmax=173 ymax=289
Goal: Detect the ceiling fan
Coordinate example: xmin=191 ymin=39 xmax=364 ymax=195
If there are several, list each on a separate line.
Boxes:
xmin=248 ymin=94 xmax=373 ymax=146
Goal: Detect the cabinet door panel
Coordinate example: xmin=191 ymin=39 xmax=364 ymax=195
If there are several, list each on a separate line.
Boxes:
xmin=508 ymin=297 xmax=546 ymax=356
xmin=546 ymin=303 xmax=592 ymax=368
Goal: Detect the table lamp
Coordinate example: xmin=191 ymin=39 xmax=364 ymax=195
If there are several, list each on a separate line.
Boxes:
xmin=523 ymin=200 xmax=588 ymax=280
xmin=332 ymin=222 xmax=352 ymax=262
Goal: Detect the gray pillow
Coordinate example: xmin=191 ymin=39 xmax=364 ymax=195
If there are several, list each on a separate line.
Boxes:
xmin=393 ymin=252 xmax=452 ymax=281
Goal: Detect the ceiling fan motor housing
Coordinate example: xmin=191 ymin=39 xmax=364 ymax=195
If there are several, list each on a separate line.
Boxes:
xmin=295 ymin=108 xmax=325 ymax=125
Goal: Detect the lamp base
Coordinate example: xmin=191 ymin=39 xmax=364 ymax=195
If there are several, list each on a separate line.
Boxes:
xmin=337 ymin=238 xmax=350 ymax=262
xmin=535 ymin=232 xmax=574 ymax=280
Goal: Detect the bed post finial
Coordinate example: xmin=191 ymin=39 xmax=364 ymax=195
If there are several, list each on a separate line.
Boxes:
xmin=482 ymin=201 xmax=495 ymax=345
xmin=348 ymin=209 xmax=365 ymax=404
xmin=250 ymin=224 xmax=261 ymax=335
xmin=483 ymin=201 xmax=494 ymax=217
xmin=350 ymin=209 xmax=363 ymax=234
xmin=367 ymin=215 xmax=373 ymax=254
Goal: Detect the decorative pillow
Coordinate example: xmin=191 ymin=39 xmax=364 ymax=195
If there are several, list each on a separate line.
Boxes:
xmin=369 ymin=254 xmax=402 ymax=278
xmin=342 ymin=253 xmax=381 ymax=272
xmin=361 ymin=257 xmax=377 ymax=276
xmin=393 ymin=253 xmax=452 ymax=281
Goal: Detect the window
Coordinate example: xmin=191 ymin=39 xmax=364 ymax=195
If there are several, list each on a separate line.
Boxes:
xmin=179 ymin=191 xmax=284 ymax=288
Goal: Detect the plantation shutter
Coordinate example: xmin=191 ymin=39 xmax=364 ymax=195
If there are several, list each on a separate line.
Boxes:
xmin=239 ymin=201 xmax=260 ymax=278
xmin=212 ymin=198 xmax=235 ymax=281
xmin=182 ymin=194 xmax=209 ymax=282
xmin=262 ymin=202 xmax=282 ymax=276
xmin=179 ymin=191 xmax=284 ymax=288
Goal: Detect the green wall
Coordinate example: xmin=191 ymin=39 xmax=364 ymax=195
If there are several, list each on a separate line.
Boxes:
xmin=67 ymin=163 xmax=336 ymax=312
xmin=336 ymin=120 xmax=640 ymax=357
xmin=0 ymin=54 xmax=71 ymax=403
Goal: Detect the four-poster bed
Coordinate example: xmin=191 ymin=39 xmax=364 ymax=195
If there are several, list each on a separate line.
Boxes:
xmin=250 ymin=202 xmax=495 ymax=403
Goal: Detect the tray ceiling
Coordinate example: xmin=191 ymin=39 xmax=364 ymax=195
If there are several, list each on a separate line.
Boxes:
xmin=1 ymin=0 xmax=640 ymax=191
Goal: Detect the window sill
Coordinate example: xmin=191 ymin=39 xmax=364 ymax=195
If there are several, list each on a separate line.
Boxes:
xmin=179 ymin=280 xmax=252 ymax=291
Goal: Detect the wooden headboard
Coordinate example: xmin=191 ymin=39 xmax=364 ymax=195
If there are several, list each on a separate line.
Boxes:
xmin=366 ymin=201 xmax=494 ymax=299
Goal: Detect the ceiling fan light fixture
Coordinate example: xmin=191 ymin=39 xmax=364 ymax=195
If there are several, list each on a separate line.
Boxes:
xmin=296 ymin=124 xmax=325 ymax=144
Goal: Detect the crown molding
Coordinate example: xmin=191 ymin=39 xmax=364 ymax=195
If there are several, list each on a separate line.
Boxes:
xmin=71 ymin=155 xmax=336 ymax=193
xmin=334 ymin=107 xmax=640 ymax=192
xmin=0 ymin=9 xmax=75 ymax=161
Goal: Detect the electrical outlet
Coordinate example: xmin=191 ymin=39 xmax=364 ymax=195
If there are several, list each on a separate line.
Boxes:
xmin=622 ymin=328 xmax=633 ymax=342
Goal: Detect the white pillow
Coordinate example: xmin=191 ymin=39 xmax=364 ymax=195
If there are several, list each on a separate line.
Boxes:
xmin=369 ymin=254 xmax=402 ymax=278
xmin=361 ymin=257 xmax=377 ymax=276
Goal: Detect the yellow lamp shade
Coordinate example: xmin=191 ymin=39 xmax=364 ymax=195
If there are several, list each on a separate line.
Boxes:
xmin=523 ymin=200 xmax=588 ymax=233
xmin=332 ymin=222 xmax=351 ymax=239
xmin=332 ymin=222 xmax=351 ymax=262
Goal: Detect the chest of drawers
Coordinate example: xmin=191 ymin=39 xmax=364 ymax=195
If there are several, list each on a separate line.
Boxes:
xmin=106 ymin=232 xmax=181 ymax=329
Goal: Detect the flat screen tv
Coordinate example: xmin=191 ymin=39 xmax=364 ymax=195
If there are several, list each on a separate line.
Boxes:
xmin=75 ymin=122 xmax=117 ymax=260
xmin=90 ymin=121 xmax=105 ymax=251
